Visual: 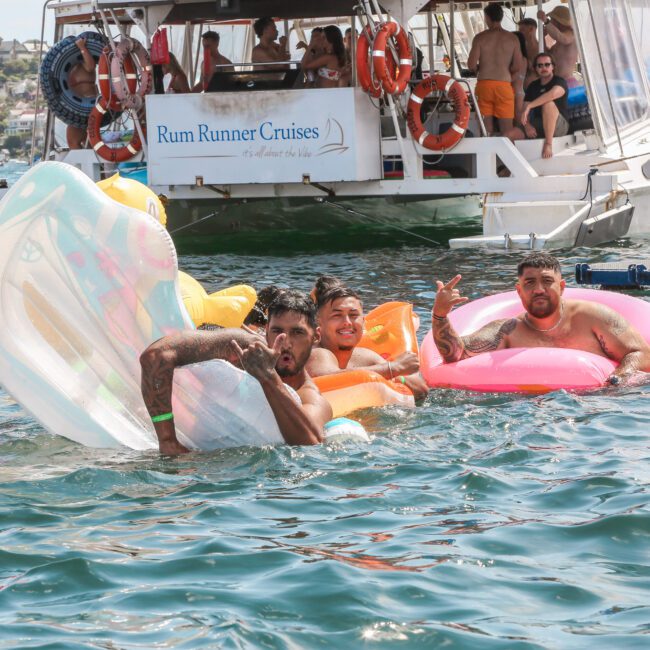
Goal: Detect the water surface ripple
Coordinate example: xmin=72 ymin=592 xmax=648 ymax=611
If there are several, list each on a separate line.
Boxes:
xmin=2 ymin=228 xmax=650 ymax=648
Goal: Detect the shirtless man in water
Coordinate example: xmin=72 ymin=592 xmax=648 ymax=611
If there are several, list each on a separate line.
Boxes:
xmin=66 ymin=37 xmax=96 ymax=149
xmin=306 ymin=277 xmax=428 ymax=400
xmin=432 ymin=252 xmax=650 ymax=385
xmin=140 ymin=290 xmax=331 ymax=455
xmin=467 ymin=3 xmax=524 ymax=135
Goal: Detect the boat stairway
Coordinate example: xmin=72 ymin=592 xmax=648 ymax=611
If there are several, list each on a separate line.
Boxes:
xmin=449 ymin=196 xmax=634 ymax=250
xmin=514 ymin=136 xmax=625 ymax=177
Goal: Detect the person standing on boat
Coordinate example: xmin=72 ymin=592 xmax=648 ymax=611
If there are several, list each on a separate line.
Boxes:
xmin=306 ymin=277 xmax=429 ymax=400
xmin=512 ymin=32 xmax=528 ymax=125
xmin=467 ymin=3 xmax=524 ymax=135
xmin=66 ymin=37 xmax=96 ymax=149
xmin=299 ymin=26 xmax=346 ymax=89
xmin=517 ymin=17 xmax=539 ymax=88
xmin=431 ymin=252 xmax=650 ymax=386
xmin=505 ymin=52 xmax=569 ymax=159
xmin=296 ymin=27 xmax=325 ymax=87
xmin=537 ymin=5 xmax=579 ymax=87
xmin=252 ymin=17 xmax=290 ymax=70
xmin=162 ymin=53 xmax=190 ymax=94
xmin=140 ymin=291 xmax=332 ymax=454
xmin=192 ymin=31 xmax=233 ymax=92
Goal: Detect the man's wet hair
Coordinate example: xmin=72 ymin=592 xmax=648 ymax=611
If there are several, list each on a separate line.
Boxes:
xmin=243 ymin=285 xmax=283 ymax=326
xmin=484 ymin=3 xmax=504 ymax=23
xmin=311 ymin=275 xmax=361 ymax=310
xmin=268 ymin=290 xmax=318 ymax=330
xmin=202 ymin=31 xmax=220 ymax=44
xmin=517 ymin=252 xmax=561 ymax=276
xmin=254 ymin=16 xmax=275 ymax=38
xmin=518 ymin=17 xmax=537 ymax=28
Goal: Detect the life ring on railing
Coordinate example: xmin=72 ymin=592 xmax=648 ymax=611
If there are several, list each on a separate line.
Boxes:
xmin=372 ymin=20 xmax=412 ymax=95
xmin=407 ymin=75 xmax=470 ymax=152
xmin=356 ymin=27 xmax=382 ymax=98
xmin=87 ymin=97 xmax=144 ymax=163
xmin=98 ymin=45 xmax=136 ymax=111
xmin=40 ymin=31 xmax=108 ymax=129
xmin=110 ymin=38 xmax=152 ymax=109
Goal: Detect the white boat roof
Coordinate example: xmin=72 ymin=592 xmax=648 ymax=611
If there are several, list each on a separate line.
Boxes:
xmin=52 ymin=0 xmax=541 ymax=24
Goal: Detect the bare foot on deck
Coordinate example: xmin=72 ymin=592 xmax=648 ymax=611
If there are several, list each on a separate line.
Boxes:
xmin=542 ymin=142 xmax=553 ymax=159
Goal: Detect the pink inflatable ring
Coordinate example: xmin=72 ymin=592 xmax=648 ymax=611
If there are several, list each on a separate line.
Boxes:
xmin=420 ymin=288 xmax=650 ymax=393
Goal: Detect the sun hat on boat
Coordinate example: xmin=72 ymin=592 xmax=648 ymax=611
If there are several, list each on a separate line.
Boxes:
xmin=548 ymin=6 xmax=572 ymax=27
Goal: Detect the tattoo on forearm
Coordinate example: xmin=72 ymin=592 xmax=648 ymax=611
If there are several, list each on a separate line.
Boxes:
xmin=463 ymin=319 xmax=517 ymax=355
xmin=433 ymin=317 xmax=465 ymax=363
xmin=141 ymin=329 xmax=253 ymax=415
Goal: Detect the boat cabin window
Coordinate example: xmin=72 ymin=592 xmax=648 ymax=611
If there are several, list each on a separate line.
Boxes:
xmin=574 ymin=0 xmax=650 ymax=139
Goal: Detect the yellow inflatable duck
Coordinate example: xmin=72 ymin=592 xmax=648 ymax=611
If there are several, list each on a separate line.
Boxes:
xmin=178 ymin=272 xmax=257 ymax=329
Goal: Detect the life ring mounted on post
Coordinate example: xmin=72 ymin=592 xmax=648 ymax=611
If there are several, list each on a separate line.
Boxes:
xmin=372 ymin=20 xmax=412 ymax=96
xmin=407 ymin=75 xmax=470 ymax=152
xmin=98 ymin=46 xmax=136 ymax=111
xmin=110 ymin=38 xmax=152 ymax=109
xmin=356 ymin=27 xmax=382 ymax=98
xmin=87 ymin=96 xmax=144 ymax=163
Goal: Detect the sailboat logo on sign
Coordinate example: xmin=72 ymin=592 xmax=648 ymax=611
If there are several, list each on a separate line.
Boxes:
xmin=318 ymin=118 xmax=348 ymax=156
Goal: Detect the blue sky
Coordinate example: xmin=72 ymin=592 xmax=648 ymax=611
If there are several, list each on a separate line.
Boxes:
xmin=2 ymin=0 xmax=55 ymax=42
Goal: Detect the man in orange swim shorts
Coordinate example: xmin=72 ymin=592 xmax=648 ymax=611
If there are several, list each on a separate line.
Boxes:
xmin=467 ymin=3 xmax=524 ymax=135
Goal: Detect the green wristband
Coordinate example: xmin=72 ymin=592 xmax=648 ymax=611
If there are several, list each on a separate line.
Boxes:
xmin=151 ymin=412 xmax=174 ymax=423
xmin=398 ymin=375 xmax=406 ymax=384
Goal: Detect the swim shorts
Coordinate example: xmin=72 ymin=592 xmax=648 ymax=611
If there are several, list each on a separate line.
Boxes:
xmin=529 ymin=112 xmax=569 ymax=138
xmin=475 ymin=79 xmax=515 ymax=119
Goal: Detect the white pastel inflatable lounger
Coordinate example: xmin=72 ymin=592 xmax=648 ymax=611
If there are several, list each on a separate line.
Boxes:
xmin=0 ymin=162 xmax=284 ymax=450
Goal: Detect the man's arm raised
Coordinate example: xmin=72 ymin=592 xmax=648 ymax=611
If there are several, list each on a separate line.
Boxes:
xmin=140 ymin=329 xmax=253 ymax=455
xmin=232 ymin=335 xmax=328 ymax=445
xmin=432 ymin=275 xmax=515 ymax=362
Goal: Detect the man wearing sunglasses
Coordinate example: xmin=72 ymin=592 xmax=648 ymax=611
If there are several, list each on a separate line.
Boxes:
xmin=505 ymin=53 xmax=569 ymax=159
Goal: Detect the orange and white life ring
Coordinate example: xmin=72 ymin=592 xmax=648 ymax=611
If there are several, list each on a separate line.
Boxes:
xmin=372 ymin=20 xmax=412 ymax=96
xmin=87 ymin=97 xmax=144 ymax=163
xmin=356 ymin=27 xmax=382 ymax=98
xmin=98 ymin=45 xmax=136 ymax=111
xmin=407 ymin=75 xmax=470 ymax=152
xmin=110 ymin=38 xmax=152 ymax=109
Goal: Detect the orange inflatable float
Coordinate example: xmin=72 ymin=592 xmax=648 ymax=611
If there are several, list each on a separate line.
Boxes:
xmin=313 ymin=301 xmax=418 ymax=417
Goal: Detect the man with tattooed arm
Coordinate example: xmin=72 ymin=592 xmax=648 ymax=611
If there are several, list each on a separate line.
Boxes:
xmin=140 ymin=291 xmax=332 ymax=455
xmin=432 ymin=252 xmax=650 ymax=385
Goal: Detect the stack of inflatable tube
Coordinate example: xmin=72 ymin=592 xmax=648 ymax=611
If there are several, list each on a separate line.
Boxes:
xmin=178 ymin=272 xmax=257 ymax=329
xmin=420 ymin=288 xmax=650 ymax=393
xmin=0 ymin=162 xmax=284 ymax=450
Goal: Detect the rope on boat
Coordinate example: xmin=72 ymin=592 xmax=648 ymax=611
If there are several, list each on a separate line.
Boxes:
xmin=590 ymin=151 xmax=650 ymax=168
xmin=323 ymin=199 xmax=441 ymax=245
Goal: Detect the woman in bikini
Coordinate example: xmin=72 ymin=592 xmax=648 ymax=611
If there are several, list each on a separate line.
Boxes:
xmin=300 ymin=25 xmax=346 ymax=89
xmin=162 ymin=53 xmax=190 ymax=94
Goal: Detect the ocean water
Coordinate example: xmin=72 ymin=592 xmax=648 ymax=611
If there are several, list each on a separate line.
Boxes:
xmin=1 ymin=164 xmax=650 ymax=649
